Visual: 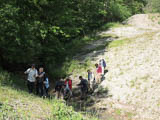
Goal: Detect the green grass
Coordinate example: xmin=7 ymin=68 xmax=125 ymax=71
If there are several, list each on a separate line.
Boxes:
xmin=115 ymin=109 xmax=121 ymax=115
xmin=0 ymin=69 xmax=98 ymax=120
xmin=126 ymin=112 xmax=134 ymax=119
xmin=61 ymin=58 xmax=94 ymax=78
xmin=100 ymin=22 xmax=124 ymax=31
xmin=130 ymin=80 xmax=136 ymax=88
xmin=108 ymin=38 xmax=131 ymax=48
xmin=100 ymin=33 xmax=118 ymax=39
xmin=108 ymin=117 xmax=115 ymax=120
xmin=108 ymin=30 xmax=158 ymax=48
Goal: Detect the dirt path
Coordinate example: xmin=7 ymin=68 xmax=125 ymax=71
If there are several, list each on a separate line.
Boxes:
xmin=70 ymin=14 xmax=160 ymax=120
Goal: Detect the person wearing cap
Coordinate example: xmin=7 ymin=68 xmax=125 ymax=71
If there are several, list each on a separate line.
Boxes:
xmin=24 ymin=64 xmax=38 ymax=93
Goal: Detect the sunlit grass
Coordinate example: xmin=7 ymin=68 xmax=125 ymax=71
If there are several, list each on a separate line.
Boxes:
xmin=0 ymin=69 xmax=98 ymax=120
xmin=100 ymin=22 xmax=124 ymax=31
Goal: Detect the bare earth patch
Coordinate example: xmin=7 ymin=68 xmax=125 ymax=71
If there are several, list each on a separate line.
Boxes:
xmin=72 ymin=14 xmax=160 ymax=120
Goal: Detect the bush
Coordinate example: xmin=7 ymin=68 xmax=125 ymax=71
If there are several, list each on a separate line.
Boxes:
xmin=52 ymin=100 xmax=84 ymax=120
xmin=0 ymin=70 xmax=12 ymax=86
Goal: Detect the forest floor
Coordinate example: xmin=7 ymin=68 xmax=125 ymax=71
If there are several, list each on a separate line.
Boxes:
xmin=69 ymin=14 xmax=160 ymax=120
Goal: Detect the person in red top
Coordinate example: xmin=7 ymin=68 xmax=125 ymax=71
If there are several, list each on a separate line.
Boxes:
xmin=95 ymin=63 xmax=102 ymax=83
xmin=64 ymin=77 xmax=72 ymax=96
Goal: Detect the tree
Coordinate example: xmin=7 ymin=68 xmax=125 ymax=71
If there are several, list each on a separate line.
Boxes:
xmin=0 ymin=0 xmax=146 ymax=77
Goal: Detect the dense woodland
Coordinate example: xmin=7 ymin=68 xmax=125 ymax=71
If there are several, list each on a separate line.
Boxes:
xmin=0 ymin=0 xmax=156 ymax=78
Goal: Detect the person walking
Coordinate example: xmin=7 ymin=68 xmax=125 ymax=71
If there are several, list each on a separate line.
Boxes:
xmin=99 ymin=58 xmax=107 ymax=76
xmin=55 ymin=78 xmax=65 ymax=99
xmin=87 ymin=69 xmax=95 ymax=91
xmin=95 ymin=63 xmax=102 ymax=84
xmin=24 ymin=64 xmax=38 ymax=93
xmin=64 ymin=77 xmax=72 ymax=97
xmin=36 ymin=67 xmax=45 ymax=96
xmin=77 ymin=76 xmax=88 ymax=99
xmin=43 ymin=74 xmax=49 ymax=97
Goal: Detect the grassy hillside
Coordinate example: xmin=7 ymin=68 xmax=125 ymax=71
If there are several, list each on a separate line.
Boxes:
xmin=0 ymin=69 xmax=97 ymax=120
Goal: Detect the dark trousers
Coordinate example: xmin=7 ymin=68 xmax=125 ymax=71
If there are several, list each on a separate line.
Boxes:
xmin=27 ymin=81 xmax=35 ymax=93
xmin=36 ymin=82 xmax=44 ymax=96
xmin=43 ymin=87 xmax=49 ymax=97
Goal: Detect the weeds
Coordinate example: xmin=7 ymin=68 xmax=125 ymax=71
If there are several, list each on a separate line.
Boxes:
xmin=0 ymin=69 xmax=98 ymax=120
xmin=115 ymin=109 xmax=121 ymax=115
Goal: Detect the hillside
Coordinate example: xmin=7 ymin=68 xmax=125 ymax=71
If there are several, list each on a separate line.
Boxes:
xmin=1 ymin=14 xmax=160 ymax=120
xmin=0 ymin=70 xmax=97 ymax=120
xmin=70 ymin=14 xmax=160 ymax=120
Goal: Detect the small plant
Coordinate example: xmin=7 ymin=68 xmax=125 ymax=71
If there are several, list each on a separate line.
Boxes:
xmin=115 ymin=109 xmax=121 ymax=115
xmin=130 ymin=80 xmax=136 ymax=88
xmin=126 ymin=112 xmax=133 ymax=119
xmin=97 ymin=86 xmax=109 ymax=94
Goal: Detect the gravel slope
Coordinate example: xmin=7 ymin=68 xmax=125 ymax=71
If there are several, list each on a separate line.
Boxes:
xmin=73 ymin=14 xmax=160 ymax=120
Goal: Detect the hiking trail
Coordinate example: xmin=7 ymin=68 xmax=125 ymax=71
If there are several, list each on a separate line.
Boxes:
xmin=70 ymin=14 xmax=160 ymax=120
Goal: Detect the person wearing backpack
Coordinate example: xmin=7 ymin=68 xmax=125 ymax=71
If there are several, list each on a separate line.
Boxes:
xmin=99 ymin=58 xmax=106 ymax=76
xmin=55 ymin=78 xmax=65 ymax=99
xmin=77 ymin=76 xmax=88 ymax=99
xmin=36 ymin=67 xmax=45 ymax=97
xmin=102 ymin=59 xmax=106 ymax=69
xmin=43 ymin=74 xmax=49 ymax=97
xmin=24 ymin=64 xmax=38 ymax=93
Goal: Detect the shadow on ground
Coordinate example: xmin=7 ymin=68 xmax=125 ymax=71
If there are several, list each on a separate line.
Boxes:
xmin=66 ymin=70 xmax=110 ymax=119
xmin=73 ymin=36 xmax=116 ymax=62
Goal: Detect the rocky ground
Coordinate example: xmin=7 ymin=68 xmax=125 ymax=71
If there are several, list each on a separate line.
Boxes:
xmin=71 ymin=14 xmax=160 ymax=120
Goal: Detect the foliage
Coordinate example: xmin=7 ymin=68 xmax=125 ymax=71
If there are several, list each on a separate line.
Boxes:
xmin=0 ymin=70 xmax=12 ymax=86
xmin=0 ymin=69 xmax=97 ymax=120
xmin=52 ymin=100 xmax=84 ymax=120
xmin=0 ymin=0 xmax=146 ymax=78
xmin=144 ymin=0 xmax=160 ymax=13
xmin=105 ymin=0 xmax=146 ymax=21
xmin=100 ymin=22 xmax=123 ymax=30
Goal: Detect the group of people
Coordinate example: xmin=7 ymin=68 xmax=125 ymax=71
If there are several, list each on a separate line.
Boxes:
xmin=24 ymin=58 xmax=106 ymax=100
xmin=55 ymin=77 xmax=72 ymax=100
xmin=54 ymin=58 xmax=107 ymax=100
xmin=24 ymin=64 xmax=49 ymax=97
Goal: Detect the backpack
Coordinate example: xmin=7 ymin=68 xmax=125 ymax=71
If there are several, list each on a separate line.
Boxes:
xmin=82 ymin=79 xmax=88 ymax=87
xmin=38 ymin=72 xmax=45 ymax=83
xmin=102 ymin=59 xmax=106 ymax=68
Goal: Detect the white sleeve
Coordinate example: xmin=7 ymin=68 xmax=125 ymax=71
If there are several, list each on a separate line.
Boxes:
xmin=92 ymin=73 xmax=94 ymax=78
xmin=24 ymin=68 xmax=30 ymax=74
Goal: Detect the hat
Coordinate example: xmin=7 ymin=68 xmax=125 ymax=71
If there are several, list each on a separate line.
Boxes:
xmin=31 ymin=64 xmax=35 ymax=67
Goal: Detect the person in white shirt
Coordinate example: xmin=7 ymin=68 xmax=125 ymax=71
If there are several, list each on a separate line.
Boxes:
xmin=24 ymin=64 xmax=38 ymax=93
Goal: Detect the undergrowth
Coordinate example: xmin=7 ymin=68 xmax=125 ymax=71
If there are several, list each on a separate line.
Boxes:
xmin=0 ymin=69 xmax=98 ymax=120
